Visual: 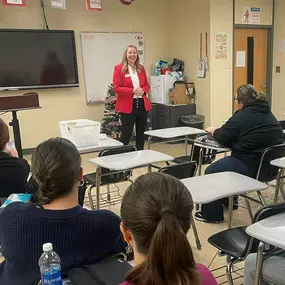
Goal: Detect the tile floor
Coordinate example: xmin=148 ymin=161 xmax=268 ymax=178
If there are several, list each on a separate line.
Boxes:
xmin=0 ymin=142 xmax=279 ymax=284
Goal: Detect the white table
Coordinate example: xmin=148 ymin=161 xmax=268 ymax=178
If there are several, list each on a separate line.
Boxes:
xmin=77 ymin=136 xmax=123 ymax=154
xmin=89 ymin=150 xmax=174 ymax=209
xmin=181 ymin=172 xmax=267 ymax=228
xmin=246 ymin=213 xmax=285 ymax=285
xmin=270 ymin=157 xmax=285 ymax=203
xmin=144 ymin=127 xmax=205 ymax=155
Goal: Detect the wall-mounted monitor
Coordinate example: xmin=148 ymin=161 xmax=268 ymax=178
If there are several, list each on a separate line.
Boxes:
xmin=0 ymin=29 xmax=79 ymax=91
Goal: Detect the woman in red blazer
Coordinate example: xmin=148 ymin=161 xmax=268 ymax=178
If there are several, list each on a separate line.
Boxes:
xmin=113 ymin=45 xmax=151 ymax=150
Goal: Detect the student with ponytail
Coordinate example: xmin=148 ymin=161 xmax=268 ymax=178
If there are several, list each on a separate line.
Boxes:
xmin=0 ymin=138 xmax=125 ymax=285
xmin=120 ymin=172 xmax=217 ymax=285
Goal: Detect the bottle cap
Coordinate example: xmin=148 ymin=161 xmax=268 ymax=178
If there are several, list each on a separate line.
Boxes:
xmin=43 ymin=243 xmax=53 ymax=252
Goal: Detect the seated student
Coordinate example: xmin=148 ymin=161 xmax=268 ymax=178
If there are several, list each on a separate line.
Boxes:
xmin=0 ymin=138 xmax=125 ymax=285
xmin=0 ymin=118 xmax=30 ymax=201
xmin=244 ymin=252 xmax=285 ymax=285
xmin=195 ymin=85 xmax=284 ymax=223
xmin=120 ymin=172 xmax=218 ymax=285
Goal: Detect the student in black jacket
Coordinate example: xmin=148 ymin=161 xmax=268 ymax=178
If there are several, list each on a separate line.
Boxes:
xmin=195 ymin=85 xmax=284 ymax=223
xmin=0 ymin=118 xmax=30 ymax=201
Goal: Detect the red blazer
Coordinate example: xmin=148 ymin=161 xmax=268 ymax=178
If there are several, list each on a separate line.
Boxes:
xmin=113 ymin=63 xmax=151 ymax=114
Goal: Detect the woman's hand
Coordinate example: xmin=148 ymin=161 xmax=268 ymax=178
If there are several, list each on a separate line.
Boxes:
xmin=4 ymin=147 xmax=19 ymax=158
xmin=4 ymin=141 xmax=19 ymax=158
xmin=206 ymin=126 xmax=216 ymax=136
xmin=134 ymin=87 xmax=145 ymax=96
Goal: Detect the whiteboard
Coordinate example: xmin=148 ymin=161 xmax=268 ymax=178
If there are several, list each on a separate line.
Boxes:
xmin=81 ymin=32 xmax=145 ymax=104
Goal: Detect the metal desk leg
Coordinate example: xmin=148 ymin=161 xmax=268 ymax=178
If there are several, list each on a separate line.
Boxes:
xmin=147 ymin=165 xmax=152 ymax=173
xmin=191 ymin=215 xmax=202 ymax=250
xmin=96 ymin=167 xmax=101 ymax=210
xmin=107 ymin=185 xmax=111 ymax=201
xmin=9 ymin=110 xmax=23 ymax=158
xmin=254 ymin=242 xmax=265 ymax=285
xmin=228 ymin=196 xmax=234 ymax=229
xmin=148 ymin=137 xmax=151 ymax=150
xmin=244 ymin=194 xmax=254 ymax=222
xmin=185 ymin=135 xmax=188 ymax=155
xmin=274 ymin=168 xmax=282 ymax=203
xmin=196 ymin=148 xmax=204 ymax=211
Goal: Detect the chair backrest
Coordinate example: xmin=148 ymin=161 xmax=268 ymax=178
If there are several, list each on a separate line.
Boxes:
xmin=158 ymin=161 xmax=197 ymax=180
xmin=99 ymin=145 xmax=137 ymax=184
xmin=99 ymin=145 xmax=137 ymax=157
xmin=256 ymin=143 xmax=285 ymax=182
xmin=246 ymin=202 xmax=285 ymax=255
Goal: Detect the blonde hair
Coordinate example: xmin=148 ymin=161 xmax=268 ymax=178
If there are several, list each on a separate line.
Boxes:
xmin=121 ymin=45 xmax=142 ymax=73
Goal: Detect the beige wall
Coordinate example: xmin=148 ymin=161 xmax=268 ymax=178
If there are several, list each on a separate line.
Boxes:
xmin=0 ymin=0 xmax=170 ymax=148
xmin=272 ymin=0 xmax=285 ymax=120
xmin=1 ymin=0 xmax=283 ymax=148
xmin=170 ymin=0 xmax=211 ymax=126
xmin=209 ymin=0 xmax=233 ymax=127
xmin=235 ymin=0 xmax=273 ymax=25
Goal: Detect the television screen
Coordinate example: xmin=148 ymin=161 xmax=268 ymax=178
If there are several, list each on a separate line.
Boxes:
xmin=0 ymin=29 xmax=79 ymax=90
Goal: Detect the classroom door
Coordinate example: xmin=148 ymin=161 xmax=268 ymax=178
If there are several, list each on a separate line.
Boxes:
xmin=233 ymin=28 xmax=268 ymax=111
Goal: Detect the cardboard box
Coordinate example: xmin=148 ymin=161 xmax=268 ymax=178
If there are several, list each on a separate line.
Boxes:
xmin=169 ymin=82 xmax=195 ymax=105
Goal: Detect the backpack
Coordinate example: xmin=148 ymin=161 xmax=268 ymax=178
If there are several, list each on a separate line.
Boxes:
xmin=68 ymin=255 xmax=132 ymax=285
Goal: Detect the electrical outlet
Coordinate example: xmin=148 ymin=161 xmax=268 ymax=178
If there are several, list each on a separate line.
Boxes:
xmin=276 ymin=66 xmax=281 ymax=74
xmin=40 ymin=0 xmax=44 ymax=8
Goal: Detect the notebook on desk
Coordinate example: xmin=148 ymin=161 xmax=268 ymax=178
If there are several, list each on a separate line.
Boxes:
xmin=1 ymin=193 xmax=32 ymax=208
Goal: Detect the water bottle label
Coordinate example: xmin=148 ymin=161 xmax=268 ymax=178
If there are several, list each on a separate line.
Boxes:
xmin=42 ymin=270 xmax=62 ymax=285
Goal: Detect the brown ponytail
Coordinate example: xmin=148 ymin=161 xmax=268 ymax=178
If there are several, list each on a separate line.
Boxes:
xmin=31 ymin=138 xmax=81 ymax=205
xmin=121 ymin=172 xmax=200 ymax=285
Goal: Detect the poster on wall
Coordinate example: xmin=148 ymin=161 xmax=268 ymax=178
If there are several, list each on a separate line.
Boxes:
xmin=86 ymin=0 xmax=102 ymax=10
xmin=236 ymin=51 xmax=246 ymax=67
xmin=215 ymin=33 xmax=228 ymax=60
xmin=243 ymin=7 xmax=261 ymax=24
xmin=2 ymin=0 xmax=26 ymax=6
xmin=278 ymin=40 xmax=285 ymax=53
xmin=51 ymin=0 xmax=66 ymax=9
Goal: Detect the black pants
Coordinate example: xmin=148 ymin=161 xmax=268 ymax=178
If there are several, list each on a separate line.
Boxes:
xmin=201 ymin=156 xmax=250 ymax=221
xmin=120 ymin=98 xmax=148 ymax=150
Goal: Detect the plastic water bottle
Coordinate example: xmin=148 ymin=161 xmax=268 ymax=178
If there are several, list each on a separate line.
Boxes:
xmin=39 ymin=243 xmax=63 ymax=285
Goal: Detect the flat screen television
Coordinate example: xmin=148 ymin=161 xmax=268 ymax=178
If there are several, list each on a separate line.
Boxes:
xmin=0 ymin=29 xmax=79 ymax=90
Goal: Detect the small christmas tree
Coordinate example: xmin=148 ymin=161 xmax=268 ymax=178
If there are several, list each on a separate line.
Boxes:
xmin=101 ymin=84 xmax=122 ymax=139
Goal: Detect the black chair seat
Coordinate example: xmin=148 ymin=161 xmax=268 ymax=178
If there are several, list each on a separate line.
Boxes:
xmin=84 ymin=171 xmax=130 ymax=186
xmin=208 ymin=226 xmax=249 ymax=258
xmin=173 ymin=155 xmax=191 ymax=164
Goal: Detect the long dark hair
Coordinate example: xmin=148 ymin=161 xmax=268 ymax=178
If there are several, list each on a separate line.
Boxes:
xmin=121 ymin=172 xmax=199 ymax=285
xmin=31 ymin=138 xmax=81 ymax=205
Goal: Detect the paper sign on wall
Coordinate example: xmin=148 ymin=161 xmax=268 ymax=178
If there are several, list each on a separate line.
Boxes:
xmin=51 ymin=0 xmax=66 ymax=9
xmin=86 ymin=0 xmax=102 ymax=10
xmin=236 ymin=51 xmax=246 ymax=67
xmin=243 ymin=7 xmax=261 ymax=24
xmin=278 ymin=40 xmax=285 ymax=53
xmin=2 ymin=0 xmax=26 ymax=6
xmin=215 ymin=33 xmax=228 ymax=60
